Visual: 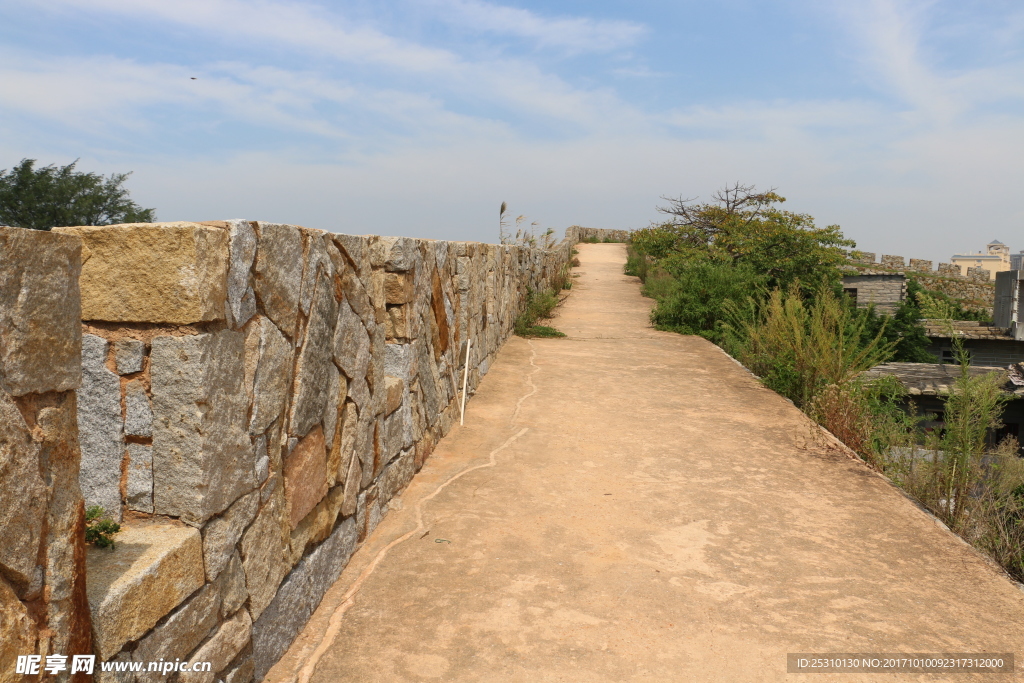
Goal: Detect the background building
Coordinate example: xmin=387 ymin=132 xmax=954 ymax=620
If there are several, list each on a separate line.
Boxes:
xmin=951 ymin=240 xmax=1010 ymax=280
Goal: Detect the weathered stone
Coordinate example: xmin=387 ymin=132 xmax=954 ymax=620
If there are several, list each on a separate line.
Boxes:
xmin=202 ymin=490 xmax=259 ymax=582
xmin=0 ymin=389 xmax=46 ymax=593
xmin=114 ymin=339 xmax=146 ymax=375
xmin=79 ymin=333 xmax=125 ymax=521
xmin=339 ymin=269 xmax=375 ymax=331
xmin=132 ymin=582 xmax=221 ymax=680
xmin=54 ymin=223 xmax=229 ymax=324
xmin=87 ymin=521 xmax=205 ymax=660
xmin=355 ymin=490 xmax=367 ymax=541
xmin=0 ymin=575 xmax=36 ymax=682
xmin=381 ymin=409 xmax=404 ymax=465
xmin=283 ymin=426 xmax=329 ymax=530
xmin=347 ymin=376 xmax=370 ymax=414
xmin=289 ymin=269 xmax=337 ymax=437
xmin=124 ymin=379 xmax=153 ymax=437
xmin=252 ymin=223 xmax=303 ymax=339
xmin=385 ymin=304 xmax=408 ymax=339
xmin=96 ymin=650 xmax=134 ymax=683
xmin=126 ymin=443 xmax=154 ymax=513
xmin=151 ymin=331 xmax=255 ymax=527
xmin=225 ymin=220 xmax=258 ymax=329
xmin=384 ymin=342 xmax=411 ymax=381
xmin=384 ymin=272 xmax=413 ymax=304
xmin=217 ymin=552 xmax=248 ymax=618
xmin=240 ymin=488 xmax=289 ymax=621
xmin=35 ymin=394 xmax=91 ymax=657
xmin=384 ymin=376 xmax=404 ymax=415
xmin=370 ymin=269 xmax=386 ymax=324
xmin=417 ymin=338 xmax=441 ymax=418
xmin=181 ymin=608 xmax=252 ymax=683
xmin=333 ymin=233 xmax=367 ymax=276
xmin=288 ymin=484 xmax=345 ymax=565
xmin=247 ymin=316 xmax=293 ymax=436
xmin=382 ymin=236 xmax=414 ymax=272
xmin=333 ymin=401 xmax=358 ymax=485
xmin=0 ymin=227 xmax=82 ymax=395
xmin=357 ymin=413 xmax=377 ymax=489
xmin=299 ymin=229 xmax=333 ymax=316
xmin=380 ymin=448 xmax=415 ymax=504
xmin=252 ymin=517 xmax=357 ymax=681
xmin=223 ymin=655 xmax=255 ymax=683
xmin=341 ymin=450 xmax=360 ymax=517
xmin=333 ymin=298 xmax=370 ymax=381
xmin=323 ymin=364 xmax=342 ymax=456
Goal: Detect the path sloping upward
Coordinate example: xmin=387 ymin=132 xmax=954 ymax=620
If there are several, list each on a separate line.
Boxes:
xmin=269 ymin=244 xmax=1024 ymax=682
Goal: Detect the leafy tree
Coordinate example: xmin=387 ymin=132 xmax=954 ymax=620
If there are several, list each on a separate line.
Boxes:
xmin=632 ymin=183 xmax=853 ymax=295
xmin=0 ymin=158 xmax=155 ymax=231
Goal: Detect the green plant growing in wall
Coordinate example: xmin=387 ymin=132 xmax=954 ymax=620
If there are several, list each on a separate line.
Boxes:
xmin=85 ymin=506 xmax=121 ymax=549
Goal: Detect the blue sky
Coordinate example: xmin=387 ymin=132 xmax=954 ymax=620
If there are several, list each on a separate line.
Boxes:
xmin=1 ymin=0 xmax=1022 ymax=263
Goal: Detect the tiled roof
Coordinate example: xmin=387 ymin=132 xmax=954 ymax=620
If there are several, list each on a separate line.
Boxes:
xmin=861 ymin=362 xmax=1024 ymax=396
xmin=920 ymin=319 xmax=1012 ymax=340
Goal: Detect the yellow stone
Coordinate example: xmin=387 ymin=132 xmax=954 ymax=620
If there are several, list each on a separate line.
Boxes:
xmin=86 ymin=520 xmax=205 ymax=660
xmin=54 ymin=223 xmax=228 ymax=324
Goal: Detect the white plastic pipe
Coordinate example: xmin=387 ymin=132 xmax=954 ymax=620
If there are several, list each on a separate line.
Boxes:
xmin=460 ymin=338 xmax=472 ymax=426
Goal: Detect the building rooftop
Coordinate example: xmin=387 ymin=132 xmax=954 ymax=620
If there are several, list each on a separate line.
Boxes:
xmin=862 ymin=362 xmax=1024 ymax=397
xmin=920 ymin=319 xmax=1010 ymax=340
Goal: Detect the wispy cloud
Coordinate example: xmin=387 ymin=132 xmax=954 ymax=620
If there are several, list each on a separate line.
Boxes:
xmin=425 ymin=0 xmax=645 ymax=53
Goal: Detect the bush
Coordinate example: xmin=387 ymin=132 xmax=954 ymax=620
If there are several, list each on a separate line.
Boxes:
xmin=515 ymin=288 xmax=566 ymax=337
xmin=85 ymin=506 xmax=121 ymax=549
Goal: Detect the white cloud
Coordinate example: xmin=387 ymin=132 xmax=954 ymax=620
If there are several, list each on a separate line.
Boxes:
xmin=425 ymin=0 xmax=645 ymax=52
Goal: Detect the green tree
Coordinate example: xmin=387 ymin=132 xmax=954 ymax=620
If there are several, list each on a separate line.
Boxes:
xmin=0 ymin=159 xmax=156 ymax=231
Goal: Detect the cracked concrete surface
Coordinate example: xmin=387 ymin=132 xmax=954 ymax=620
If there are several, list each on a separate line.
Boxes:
xmin=267 ymin=243 xmax=1024 ymax=682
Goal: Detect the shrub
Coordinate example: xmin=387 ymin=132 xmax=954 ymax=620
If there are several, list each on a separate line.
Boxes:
xmin=515 ymin=288 xmax=566 ymax=337
xmin=85 ymin=506 xmax=121 ymax=549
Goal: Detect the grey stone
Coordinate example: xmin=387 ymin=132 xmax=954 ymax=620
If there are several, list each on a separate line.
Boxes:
xmin=382 ymin=236 xmax=414 ymax=272
xmin=289 ymin=268 xmax=337 ymax=437
xmin=333 ymin=297 xmax=371 ymax=384
xmin=341 ymin=450 xmax=360 ymax=517
xmin=240 ymin=489 xmax=289 ymax=621
xmin=357 ymin=413 xmax=376 ymax=489
xmin=248 ymin=316 xmax=293 ymax=435
xmin=339 ymin=269 xmax=375 ymax=331
xmin=78 ymin=334 xmax=125 ymax=521
xmin=254 ymin=435 xmax=270 ymax=484
xmin=202 ymin=490 xmax=259 ymax=582
xmin=381 ymin=409 xmax=404 ymax=465
xmin=114 ymin=339 xmax=146 ymax=375
xmin=126 ymin=443 xmax=153 ymax=513
xmin=368 ymin=323 xmax=386 ymax=407
xmin=384 ymin=342 xmax=411 ymax=381
xmin=132 ymin=582 xmax=221 ymax=681
xmin=299 ymin=230 xmax=333 ymax=316
xmin=180 ymin=608 xmax=252 ymax=683
xmin=223 ymin=655 xmax=255 ymax=683
xmin=217 ymin=552 xmax=248 ymax=618
xmin=333 ymin=233 xmax=367 ymax=276
xmin=0 ymin=226 xmax=82 ymax=396
xmin=323 ymin=363 xmax=342 ymax=452
xmin=355 ymin=490 xmax=366 ymax=540
xmin=347 ymin=376 xmax=370 ymax=415
xmin=124 ymin=379 xmax=154 ymax=437
xmin=151 ymin=331 xmax=255 ymax=527
xmin=417 ymin=339 xmax=441 ymax=418
xmin=227 ymin=219 xmax=258 ymax=329
xmin=380 ymin=448 xmax=415 ymax=503
xmin=253 ymin=223 xmax=303 ymax=339
xmin=252 ymin=517 xmax=357 ymax=681
xmin=334 ymin=401 xmax=358 ymax=485
xmin=0 ymin=388 xmax=46 ymax=592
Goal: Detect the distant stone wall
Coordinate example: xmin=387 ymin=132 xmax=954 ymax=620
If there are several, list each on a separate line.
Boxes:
xmin=848 ymin=250 xmax=995 ymax=314
xmin=841 ymin=274 xmax=906 ymax=314
xmin=0 ymin=227 xmax=91 ymax=682
xmin=565 ymin=225 xmax=631 ymax=243
xmin=42 ymin=220 xmax=579 ymax=681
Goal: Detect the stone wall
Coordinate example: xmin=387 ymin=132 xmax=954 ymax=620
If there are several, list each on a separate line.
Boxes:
xmin=565 ymin=225 xmax=631 ymax=243
xmin=38 ymin=220 xmax=587 ymax=682
xmin=0 ymin=227 xmax=91 ymax=683
xmin=841 ymin=274 xmax=906 ymax=314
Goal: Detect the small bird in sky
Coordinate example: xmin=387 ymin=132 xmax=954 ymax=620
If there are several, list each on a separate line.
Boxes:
xmin=190 ymin=77 xmax=197 ymax=80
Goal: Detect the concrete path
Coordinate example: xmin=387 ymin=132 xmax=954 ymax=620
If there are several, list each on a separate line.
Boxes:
xmin=269 ymin=244 xmax=1024 ymax=682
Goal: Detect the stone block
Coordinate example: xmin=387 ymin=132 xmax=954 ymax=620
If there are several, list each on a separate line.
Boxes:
xmin=908 ymin=258 xmax=933 ymax=273
xmin=0 ymin=575 xmax=35 ymax=682
xmin=202 ymin=490 xmax=259 ymax=582
xmin=252 ymin=517 xmax=357 ymax=682
xmin=217 ymin=552 xmax=248 ymax=618
xmin=0 ymin=226 xmax=82 ymax=395
xmin=0 ymin=389 xmax=46 ymax=593
xmin=79 ymin=334 xmax=125 ymax=521
xmin=246 ymin=316 xmax=293 ymax=436
xmin=132 ymin=582 xmax=221 ymax=680
xmin=124 ymin=379 xmax=153 ymax=437
xmin=384 ymin=375 xmax=404 ymax=415
xmin=240 ymin=489 xmax=289 ymax=621
xmin=126 ymin=443 xmax=154 ymax=513
xmin=181 ymin=608 xmax=252 ymax=683
xmin=323 ymin=364 xmax=343 ymax=464
xmin=87 ymin=521 xmax=205 ymax=660
xmin=253 ymin=223 xmax=303 ymax=339
xmin=339 ymin=269 xmax=375 ymax=331
xmin=333 ymin=299 xmax=370 ymax=382
xmin=381 ymin=409 xmax=404 ymax=465
xmin=223 ymin=655 xmax=255 ymax=683
xmin=54 ymin=223 xmax=228 ymax=324
xmin=226 ymin=220 xmax=258 ymax=329
xmin=332 ymin=233 xmax=368 ymax=276
xmin=114 ymin=339 xmax=146 ymax=375
xmin=341 ymin=451 xmax=360 ymax=517
xmin=151 ymin=330 xmax=255 ymax=527
xmin=384 ymin=272 xmax=413 ymax=304
xmin=880 ymin=254 xmax=905 ymax=269
xmin=288 ymin=485 xmax=345 ymax=566
xmin=283 ymin=426 xmax=329 ymax=529
xmin=299 ymin=229 xmax=333 ymax=315
xmin=385 ymin=304 xmax=408 ymax=339
xmin=289 ymin=268 xmax=337 ymax=437
xmin=380 ymin=448 xmax=415 ymax=503
xmin=382 ymin=236 xmax=414 ymax=272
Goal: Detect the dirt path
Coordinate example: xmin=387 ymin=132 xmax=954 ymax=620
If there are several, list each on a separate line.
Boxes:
xmin=268 ymin=243 xmax=1024 ymax=682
